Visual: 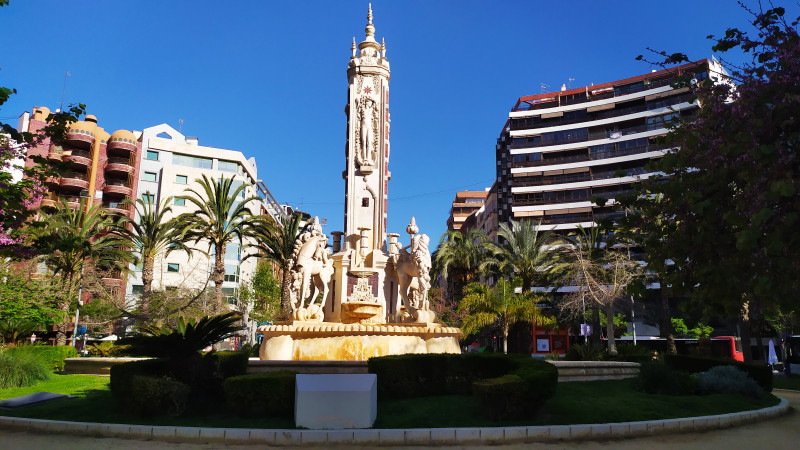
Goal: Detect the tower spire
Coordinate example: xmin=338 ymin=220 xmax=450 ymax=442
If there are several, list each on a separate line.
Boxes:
xmin=364 ymin=3 xmax=376 ymax=43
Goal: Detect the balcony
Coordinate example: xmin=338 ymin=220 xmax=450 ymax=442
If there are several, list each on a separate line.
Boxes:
xmin=47 ymin=150 xmax=63 ymax=162
xmin=107 ymin=137 xmax=138 ymax=153
xmin=40 ymin=197 xmax=57 ymax=208
xmin=105 ymin=157 xmax=135 ymax=174
xmin=57 ymin=195 xmax=81 ymax=209
xmin=60 ymin=172 xmax=90 ymax=190
xmin=104 ymin=180 xmax=133 ymax=196
xmin=65 ymin=150 xmax=92 ymax=167
xmin=65 ymin=129 xmax=95 ymax=148
xmin=103 ymin=201 xmax=131 ymax=217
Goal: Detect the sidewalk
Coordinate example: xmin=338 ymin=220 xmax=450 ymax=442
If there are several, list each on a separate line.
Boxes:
xmin=0 ymin=391 xmax=797 ymax=449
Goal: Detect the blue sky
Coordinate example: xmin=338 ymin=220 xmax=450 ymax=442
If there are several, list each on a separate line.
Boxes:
xmin=2 ymin=1 xmax=795 ymax=249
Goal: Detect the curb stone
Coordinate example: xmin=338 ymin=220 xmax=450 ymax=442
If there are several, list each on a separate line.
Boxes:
xmin=0 ymin=397 xmax=789 ymax=446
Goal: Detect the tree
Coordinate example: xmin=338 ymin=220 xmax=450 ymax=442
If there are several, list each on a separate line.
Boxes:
xmin=237 ymin=261 xmax=281 ymax=344
xmin=458 ymin=279 xmax=551 ymax=354
xmin=626 ymin=4 xmax=800 ymax=361
xmin=432 ymin=228 xmax=487 ymax=299
xmin=428 ymin=287 xmax=466 ymax=328
xmin=481 ymin=219 xmax=564 ymax=293
xmin=175 ymin=175 xmax=261 ymax=312
xmin=558 ymin=226 xmax=642 ymax=355
xmin=246 ymin=212 xmax=308 ymax=318
xmin=32 ymin=199 xmax=135 ymax=345
xmin=0 ymin=261 xmax=62 ymax=326
xmin=113 ymin=193 xmax=190 ymax=318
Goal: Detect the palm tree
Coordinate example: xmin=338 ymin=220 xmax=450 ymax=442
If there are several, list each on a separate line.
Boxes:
xmin=433 ymin=228 xmax=488 ymax=299
xmin=113 ymin=193 xmax=191 ymax=318
xmin=174 ymin=175 xmax=261 ymax=312
xmin=246 ymin=213 xmax=309 ymax=318
xmin=34 ymin=198 xmax=135 ymax=345
xmin=459 ymin=279 xmax=552 ymax=354
xmin=481 ymin=219 xmax=565 ymax=293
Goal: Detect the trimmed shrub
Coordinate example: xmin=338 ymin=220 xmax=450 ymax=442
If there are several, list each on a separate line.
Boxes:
xmin=216 ymin=350 xmax=250 ymax=379
xmin=664 ymin=354 xmax=772 ymax=392
xmin=565 ymin=341 xmax=606 ymax=361
xmin=109 ymin=358 xmax=169 ymax=407
xmin=696 ymin=365 xmax=764 ymax=398
xmin=638 ymin=360 xmax=696 ymax=395
xmin=224 ymin=371 xmax=296 ymax=417
xmin=367 ymin=353 xmax=519 ymax=398
xmin=129 ymin=375 xmax=189 ymax=416
xmin=10 ymin=345 xmax=77 ymax=373
xmin=472 ymin=374 xmax=528 ymax=420
xmin=612 ymin=343 xmax=657 ymax=364
xmin=0 ymin=348 xmax=50 ymax=389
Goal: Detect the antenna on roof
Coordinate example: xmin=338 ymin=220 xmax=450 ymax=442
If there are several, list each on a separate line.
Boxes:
xmin=568 ymin=77 xmax=575 ymax=89
xmin=539 ymin=83 xmax=549 ymax=94
xmin=178 ymin=118 xmax=184 ymax=133
xmin=59 ymin=71 xmax=70 ymax=111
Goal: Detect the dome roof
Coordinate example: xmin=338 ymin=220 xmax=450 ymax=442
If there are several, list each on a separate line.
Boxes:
xmin=109 ymin=129 xmax=137 ymax=144
xmin=68 ymin=121 xmax=97 ymax=137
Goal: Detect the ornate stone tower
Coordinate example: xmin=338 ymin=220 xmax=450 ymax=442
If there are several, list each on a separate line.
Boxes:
xmin=343 ymin=4 xmax=390 ymax=252
xmin=327 ymin=5 xmax=393 ymax=323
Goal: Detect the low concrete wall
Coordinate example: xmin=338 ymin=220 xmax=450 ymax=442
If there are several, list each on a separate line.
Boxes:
xmin=247 ymin=359 xmax=368 ymax=374
xmin=63 ymin=357 xmax=148 ymax=376
xmin=550 ymin=361 xmax=640 ymax=382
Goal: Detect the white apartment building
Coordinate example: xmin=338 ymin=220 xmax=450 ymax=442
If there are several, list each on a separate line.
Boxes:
xmin=127 ymin=124 xmax=262 ymax=305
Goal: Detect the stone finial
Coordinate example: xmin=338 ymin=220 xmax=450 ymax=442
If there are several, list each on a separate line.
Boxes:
xmin=364 ymin=3 xmax=376 ymax=43
xmin=381 ymin=38 xmax=386 ymax=58
xmin=406 ymin=217 xmax=419 ymax=236
xmin=351 ymin=37 xmax=357 ymax=58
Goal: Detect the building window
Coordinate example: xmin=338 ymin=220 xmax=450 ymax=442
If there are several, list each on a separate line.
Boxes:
xmin=167 ymin=263 xmax=179 ymax=273
xmin=174 ymin=197 xmax=185 ymax=206
xmin=175 ymin=175 xmax=188 ymax=184
xmin=142 ymin=193 xmax=155 ymax=204
xmin=224 ymin=264 xmax=239 ymax=283
xmin=225 ymin=242 xmax=241 ymax=261
xmin=143 ymin=171 xmax=157 ymax=182
xmin=131 ymin=285 xmax=144 ymax=295
xmin=173 ymin=154 xmax=213 ymax=169
xmin=146 ymin=150 xmax=159 ymax=161
xmin=218 ymin=160 xmax=238 ymax=173
xmin=222 ymin=287 xmax=238 ymax=305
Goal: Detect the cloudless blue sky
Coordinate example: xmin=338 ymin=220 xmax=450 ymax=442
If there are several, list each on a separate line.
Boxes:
xmin=2 ymin=1 xmax=796 ymax=249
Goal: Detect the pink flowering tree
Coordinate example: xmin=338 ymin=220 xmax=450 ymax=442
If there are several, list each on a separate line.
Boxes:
xmin=621 ymin=4 xmax=800 ymax=362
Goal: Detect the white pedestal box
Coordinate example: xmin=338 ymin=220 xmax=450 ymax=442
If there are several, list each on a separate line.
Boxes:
xmin=294 ymin=374 xmax=377 ymax=429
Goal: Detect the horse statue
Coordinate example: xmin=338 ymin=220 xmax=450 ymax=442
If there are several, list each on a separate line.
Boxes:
xmin=390 ymin=233 xmax=436 ymax=323
xmin=289 ymin=218 xmax=333 ymax=322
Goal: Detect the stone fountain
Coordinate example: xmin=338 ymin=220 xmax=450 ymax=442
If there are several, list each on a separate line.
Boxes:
xmin=257 ymin=6 xmax=461 ymax=361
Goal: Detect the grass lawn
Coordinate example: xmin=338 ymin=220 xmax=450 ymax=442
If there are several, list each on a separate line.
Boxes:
xmin=774 ymin=374 xmax=800 ymax=391
xmin=0 ymin=375 xmax=780 ymax=429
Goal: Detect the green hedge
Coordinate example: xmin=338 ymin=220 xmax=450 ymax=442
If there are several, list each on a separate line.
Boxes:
xmin=129 ymin=375 xmax=189 ymax=416
xmin=664 ymin=354 xmax=772 ymax=392
xmin=9 ymin=345 xmax=77 ymax=373
xmin=368 ymin=353 xmax=558 ymax=420
xmin=109 ymin=358 xmax=169 ymax=407
xmin=367 ymin=353 xmax=519 ymax=398
xmin=223 ymin=371 xmax=296 ymax=417
xmin=0 ymin=348 xmax=51 ymax=389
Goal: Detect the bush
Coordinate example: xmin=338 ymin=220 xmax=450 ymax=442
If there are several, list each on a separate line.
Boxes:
xmin=565 ymin=341 xmax=606 ymax=361
xmin=109 ymin=358 xmax=169 ymax=407
xmin=664 ymin=354 xmax=772 ymax=392
xmin=223 ymin=371 xmax=296 ymax=417
xmin=472 ymin=374 xmax=528 ymax=420
xmin=216 ymin=351 xmax=250 ymax=379
xmin=367 ymin=353 xmax=519 ymax=398
xmin=9 ymin=345 xmax=77 ymax=372
xmin=0 ymin=348 xmax=50 ymax=389
xmin=696 ymin=365 xmax=764 ymax=398
xmin=637 ymin=360 xmax=696 ymax=395
xmin=128 ymin=375 xmax=189 ymax=416
xmin=612 ymin=343 xmax=656 ymax=364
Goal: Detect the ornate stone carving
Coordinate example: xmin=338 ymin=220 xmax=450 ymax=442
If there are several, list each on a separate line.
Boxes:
xmin=390 ymin=217 xmax=435 ymax=323
xmin=289 ymin=217 xmax=333 ymax=323
xmin=354 ymin=76 xmax=380 ymax=167
xmin=349 ymin=277 xmax=378 ymax=303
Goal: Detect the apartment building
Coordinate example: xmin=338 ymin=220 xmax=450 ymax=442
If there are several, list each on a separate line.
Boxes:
xmin=126 ymin=124 xmax=263 ymax=304
xmin=446 ymin=190 xmax=489 ymax=232
xmin=495 ymin=59 xmax=724 ymax=231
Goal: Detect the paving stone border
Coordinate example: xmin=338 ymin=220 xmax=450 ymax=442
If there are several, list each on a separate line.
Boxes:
xmin=0 ymin=397 xmax=788 ymax=446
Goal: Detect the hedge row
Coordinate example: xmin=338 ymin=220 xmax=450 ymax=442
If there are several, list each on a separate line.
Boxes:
xmin=368 ymin=353 xmax=558 ymax=420
xmin=223 ymin=371 xmax=297 ymax=418
xmin=664 ymin=354 xmax=772 ymax=392
xmin=9 ymin=345 xmax=77 ymax=373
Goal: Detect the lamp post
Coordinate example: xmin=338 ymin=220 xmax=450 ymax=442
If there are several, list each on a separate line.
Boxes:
xmin=70 ymin=263 xmax=85 ymax=348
